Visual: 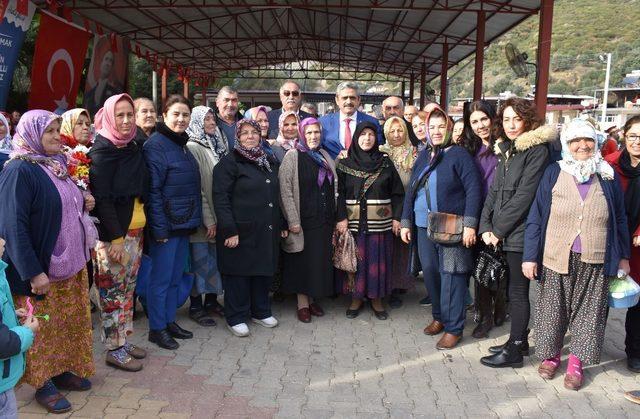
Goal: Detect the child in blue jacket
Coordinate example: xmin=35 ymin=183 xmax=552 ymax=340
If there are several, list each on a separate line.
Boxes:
xmin=0 ymin=238 xmax=39 ymax=419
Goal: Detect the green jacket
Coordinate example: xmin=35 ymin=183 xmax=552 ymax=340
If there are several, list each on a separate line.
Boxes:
xmin=0 ymin=260 xmax=34 ymax=393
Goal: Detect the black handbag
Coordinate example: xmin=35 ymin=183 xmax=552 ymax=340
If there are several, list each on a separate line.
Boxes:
xmin=474 ymin=244 xmax=508 ymax=292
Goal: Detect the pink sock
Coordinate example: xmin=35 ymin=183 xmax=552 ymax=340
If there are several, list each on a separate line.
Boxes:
xmin=543 ymin=354 xmax=561 ymax=368
xmin=567 ymin=353 xmax=583 ymax=376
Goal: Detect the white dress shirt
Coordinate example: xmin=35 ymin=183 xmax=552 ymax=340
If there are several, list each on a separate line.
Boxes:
xmin=339 ymin=111 xmax=358 ymax=148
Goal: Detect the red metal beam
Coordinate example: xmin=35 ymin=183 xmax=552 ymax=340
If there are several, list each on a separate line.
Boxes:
xmin=420 ymin=61 xmax=427 ymax=109
xmin=473 ymin=11 xmax=486 ymax=101
xmin=71 ymin=1 xmax=539 ymax=14
xmin=409 ymin=72 xmax=415 ymax=105
xmin=161 ymin=68 xmax=167 ymax=106
xmin=440 ymin=42 xmax=449 ymax=111
xmin=535 ymin=0 xmax=554 ymax=119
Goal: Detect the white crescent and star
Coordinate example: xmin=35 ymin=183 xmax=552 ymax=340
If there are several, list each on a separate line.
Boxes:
xmin=46 ymin=48 xmax=74 ymax=112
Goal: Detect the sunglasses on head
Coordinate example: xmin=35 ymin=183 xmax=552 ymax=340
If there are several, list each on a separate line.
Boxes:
xmin=283 ymin=90 xmax=300 ymax=97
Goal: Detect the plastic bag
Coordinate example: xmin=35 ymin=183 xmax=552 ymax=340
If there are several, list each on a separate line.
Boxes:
xmin=608 ymin=270 xmax=640 ymax=308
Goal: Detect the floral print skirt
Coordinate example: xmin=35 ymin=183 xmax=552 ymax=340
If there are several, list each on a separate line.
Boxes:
xmin=14 ymin=268 xmax=94 ymax=389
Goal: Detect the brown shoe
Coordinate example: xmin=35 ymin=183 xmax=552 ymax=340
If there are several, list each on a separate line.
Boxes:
xmin=538 ymin=361 xmax=559 ymax=380
xmin=563 ymin=373 xmax=583 ymax=391
xmin=297 ymin=307 xmax=311 ymax=323
xmin=423 ymin=320 xmax=444 ymax=335
xmin=106 ymin=349 xmax=143 ymax=372
xmin=436 ymin=332 xmax=461 ymax=350
xmin=124 ymin=343 xmax=147 ymax=359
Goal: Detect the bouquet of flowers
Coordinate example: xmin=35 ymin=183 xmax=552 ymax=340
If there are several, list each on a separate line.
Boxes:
xmin=65 ymin=145 xmax=92 ymax=190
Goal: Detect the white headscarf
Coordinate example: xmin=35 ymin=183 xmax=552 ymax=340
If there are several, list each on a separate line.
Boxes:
xmin=0 ymin=113 xmax=12 ymax=155
xmin=558 ymin=118 xmax=614 ymax=183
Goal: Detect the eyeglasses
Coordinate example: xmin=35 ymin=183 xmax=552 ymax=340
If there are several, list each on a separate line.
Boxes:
xmin=627 ymin=134 xmax=640 ymax=143
xmin=282 ymin=90 xmax=300 ymax=97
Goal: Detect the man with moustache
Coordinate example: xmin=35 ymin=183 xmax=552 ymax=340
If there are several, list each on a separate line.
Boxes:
xmin=215 ymin=86 xmax=242 ymax=148
xmin=133 ymin=97 xmax=157 ymax=146
xmin=319 ymin=82 xmax=382 ymax=159
xmin=267 ymin=80 xmax=311 ymax=139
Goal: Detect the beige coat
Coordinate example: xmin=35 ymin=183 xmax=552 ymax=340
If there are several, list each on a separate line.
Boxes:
xmin=278 ymin=149 xmax=338 ymax=253
xmin=186 ymin=141 xmax=220 ymax=243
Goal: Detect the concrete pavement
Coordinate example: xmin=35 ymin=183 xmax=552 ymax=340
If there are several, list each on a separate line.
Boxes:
xmin=16 ymin=282 xmax=640 ymax=418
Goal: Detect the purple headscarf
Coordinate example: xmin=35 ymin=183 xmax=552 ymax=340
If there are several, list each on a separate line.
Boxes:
xmin=11 ymin=110 xmax=67 ymax=178
xmin=297 ymin=117 xmax=333 ymax=187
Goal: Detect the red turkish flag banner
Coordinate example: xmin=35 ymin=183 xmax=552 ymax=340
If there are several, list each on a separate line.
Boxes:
xmin=29 ymin=12 xmax=90 ymax=113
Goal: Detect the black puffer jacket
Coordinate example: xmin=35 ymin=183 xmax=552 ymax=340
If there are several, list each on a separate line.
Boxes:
xmin=478 ymin=125 xmax=556 ymax=252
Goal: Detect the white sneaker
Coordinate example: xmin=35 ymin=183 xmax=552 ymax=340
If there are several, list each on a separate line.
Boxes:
xmin=251 ymin=316 xmax=278 ymax=328
xmin=227 ymin=323 xmax=250 ymax=337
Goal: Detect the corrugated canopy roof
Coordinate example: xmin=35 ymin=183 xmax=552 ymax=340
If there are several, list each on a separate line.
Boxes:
xmin=54 ymin=0 xmax=542 ymax=81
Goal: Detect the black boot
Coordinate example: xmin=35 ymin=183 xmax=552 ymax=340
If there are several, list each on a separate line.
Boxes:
xmin=488 ymin=329 xmax=530 ymax=355
xmin=480 ymin=340 xmax=525 ymax=368
xmin=148 ymin=329 xmax=179 ymax=350
xmin=167 ymin=322 xmax=193 ymax=339
xmin=472 ymin=285 xmax=493 ymax=339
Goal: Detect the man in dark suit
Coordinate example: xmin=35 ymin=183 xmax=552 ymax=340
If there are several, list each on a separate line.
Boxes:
xmin=319 ymin=82 xmax=383 ymax=159
xmin=267 ymin=80 xmax=311 ymax=139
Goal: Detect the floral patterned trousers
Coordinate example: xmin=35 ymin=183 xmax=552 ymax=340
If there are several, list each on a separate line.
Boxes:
xmin=94 ymin=228 xmax=143 ymax=350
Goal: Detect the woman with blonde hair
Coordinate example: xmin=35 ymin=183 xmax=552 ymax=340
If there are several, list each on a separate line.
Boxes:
xmin=380 ymin=116 xmax=416 ymax=307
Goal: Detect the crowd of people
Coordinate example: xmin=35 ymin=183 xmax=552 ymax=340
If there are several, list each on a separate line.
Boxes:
xmin=1 ymin=79 xmax=640 ymax=415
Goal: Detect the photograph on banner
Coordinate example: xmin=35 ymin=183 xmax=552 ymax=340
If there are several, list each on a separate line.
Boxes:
xmin=83 ymin=34 xmax=129 ymax=116
xmin=0 ymin=0 xmax=36 ymax=110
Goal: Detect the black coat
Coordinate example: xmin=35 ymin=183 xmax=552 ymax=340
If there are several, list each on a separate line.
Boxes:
xmin=479 ymin=125 xmax=556 ymax=252
xmin=213 ymin=151 xmax=283 ymax=276
xmin=89 ymin=135 xmax=148 ymax=242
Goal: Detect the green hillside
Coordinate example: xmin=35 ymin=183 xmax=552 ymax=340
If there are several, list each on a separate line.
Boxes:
xmin=447 ymin=0 xmax=640 ymax=98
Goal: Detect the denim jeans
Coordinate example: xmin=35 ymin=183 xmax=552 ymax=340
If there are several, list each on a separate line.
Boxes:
xmin=416 ymin=227 xmax=468 ymax=335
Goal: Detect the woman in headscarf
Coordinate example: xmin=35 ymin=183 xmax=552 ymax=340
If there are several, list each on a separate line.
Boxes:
xmin=271 ymin=110 xmax=299 ymax=162
xmin=244 ymin=106 xmax=270 ymax=141
xmin=0 ymin=112 xmax=12 ymax=169
xmin=335 ymin=121 xmax=404 ymax=320
xmin=213 ymin=120 xmax=284 ymax=337
xmin=184 ymin=106 xmax=226 ymax=326
xmin=0 ymin=110 xmax=97 ymax=413
xmin=604 ymin=114 xmax=640 ymax=374
xmin=380 ymin=116 xmax=416 ymax=308
xmin=60 ymin=108 xmax=93 ymax=149
xmin=523 ymin=119 xmax=630 ymax=390
xmin=89 ymin=94 xmax=149 ymax=372
xmin=279 ymin=117 xmax=337 ymax=323
xmin=400 ymin=107 xmax=482 ymax=350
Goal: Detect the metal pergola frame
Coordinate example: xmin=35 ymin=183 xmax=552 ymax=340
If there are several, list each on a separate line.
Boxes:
xmin=39 ymin=1 xmax=554 ymax=115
